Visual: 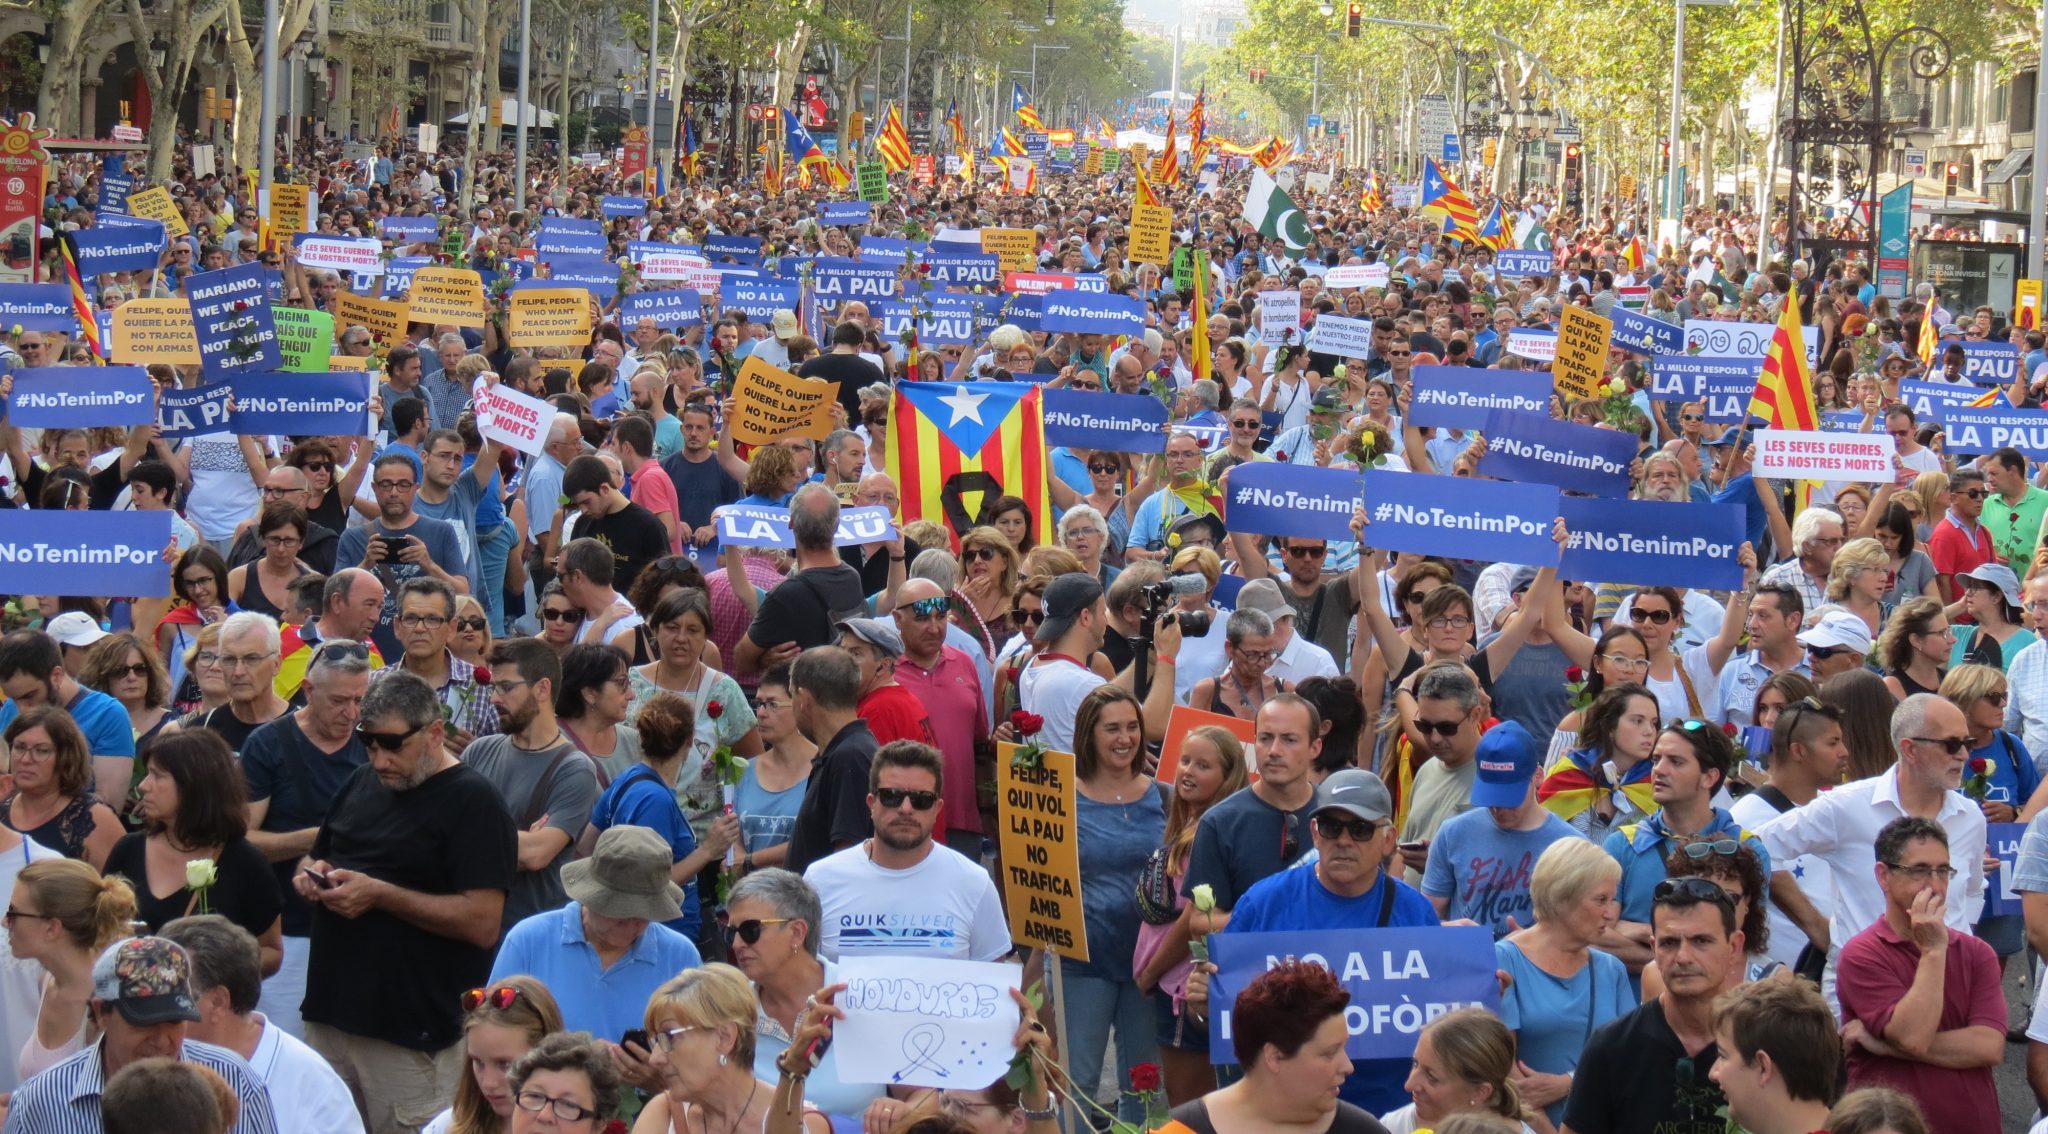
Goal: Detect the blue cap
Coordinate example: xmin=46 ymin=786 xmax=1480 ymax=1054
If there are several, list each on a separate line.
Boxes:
xmin=1469 ymin=721 xmax=1541 ymax=809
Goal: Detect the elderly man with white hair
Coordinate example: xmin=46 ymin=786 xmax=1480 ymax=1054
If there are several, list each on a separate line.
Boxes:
xmin=415 ymin=331 xmax=473 ymax=430
xmin=1759 ymin=506 xmax=1846 ymax=614
xmin=521 ymin=412 xmax=586 ymax=594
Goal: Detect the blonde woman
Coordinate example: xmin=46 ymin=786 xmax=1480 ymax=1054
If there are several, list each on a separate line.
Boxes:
xmin=7 ymin=858 xmax=137 ymax=1081
xmin=954 ymin=526 xmax=1021 ymax=657
xmin=1907 ymin=471 xmax=1948 ymax=542
xmin=1381 ymin=1009 xmax=1537 ymax=1133
xmin=1825 ymin=537 xmax=1891 ymax=640
xmin=631 ymin=963 xmax=832 ymax=1134
xmin=424 ymin=976 xmax=565 ymax=1134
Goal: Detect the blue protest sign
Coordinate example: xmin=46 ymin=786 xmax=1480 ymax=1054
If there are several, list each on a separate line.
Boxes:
xmin=540 ymin=255 xmax=620 ymax=302
xmin=813 ymin=262 xmax=901 ymax=301
xmin=1958 ymin=342 xmax=2023 ymax=385
xmin=1073 ymin=274 xmax=1109 ymax=294
xmin=95 ymin=212 xmax=159 ymax=231
xmin=501 ymin=258 xmax=537 ymax=286
xmin=1819 ymin=410 xmax=1866 ymax=434
xmin=1493 ymin=250 xmax=1553 ymax=277
xmin=1934 ymin=406 xmax=2048 ymax=458
xmin=1699 ymin=372 xmax=1767 ymax=425
xmin=97 ymin=169 xmax=135 ymax=216
xmin=620 ymin=288 xmax=707 ymax=330
xmin=1224 ymin=463 xmax=1362 ymax=542
xmin=7 ymin=367 xmax=155 ymax=427
xmin=380 ymin=255 xmax=432 ymax=298
xmin=704 ymin=235 xmax=763 ymax=264
xmin=0 ymin=510 xmax=173 ymax=598
xmin=72 ymin=221 xmax=165 ymax=276
xmin=1042 ymin=389 xmax=1167 ymax=453
xmin=1609 ymin=307 xmax=1684 ymax=356
xmin=1897 ymin=379 xmax=1980 ymax=422
xmin=998 ymin=292 xmax=1042 ymax=333
xmin=158 ymin=384 xmax=235 ymax=439
xmin=0 ymin=284 xmax=81 ymax=333
xmin=819 ymin=201 xmax=872 ymax=227
xmin=1559 ymin=497 xmax=1746 ymax=590
xmin=600 ymin=195 xmax=648 ymax=218
xmin=230 ymin=370 xmax=373 ymax=436
xmin=1039 ymin=292 xmax=1145 ymax=336
xmin=1988 ymin=821 xmax=2026 ymax=917
xmin=916 ymin=307 xmax=979 ymax=348
xmin=922 ymin=250 xmax=1001 ymax=288
xmin=534 ymin=219 xmax=607 ymax=257
xmin=1406 ymin=367 xmax=1550 ymax=432
xmin=625 ymin=240 xmax=685 ymax=265
xmin=1360 ymin=469 xmax=1559 ymax=565
xmin=380 ymin=216 xmax=439 ymax=244
xmin=858 ymin=236 xmax=926 ymax=261
xmin=188 ymin=262 xmax=281 ymax=381
xmin=723 ymin=279 xmax=801 ymax=320
xmin=1024 ymin=132 xmax=1049 ymax=161
xmin=1650 ymin=355 xmax=1754 ymax=401
xmin=1206 ymin=928 xmax=1500 ymax=1062
xmin=715 ymin=504 xmax=897 ymax=548
xmin=1479 ymin=410 xmax=1636 ymax=497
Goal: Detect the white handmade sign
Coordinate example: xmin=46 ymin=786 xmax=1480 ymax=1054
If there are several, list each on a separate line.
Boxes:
xmin=1753 ymin=429 xmax=1897 ymax=482
xmin=833 ymin=957 xmax=1023 ymax=1090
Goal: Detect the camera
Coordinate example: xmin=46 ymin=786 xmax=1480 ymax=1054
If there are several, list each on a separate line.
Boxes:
xmin=1138 ymin=576 xmax=1213 ymax=638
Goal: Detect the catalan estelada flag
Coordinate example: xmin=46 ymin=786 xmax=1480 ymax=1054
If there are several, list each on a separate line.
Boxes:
xmin=1011 ymin=83 xmax=1044 ymax=131
xmin=998 ymin=128 xmax=1027 ymax=158
xmin=1421 ymin=158 xmax=1480 ymax=241
xmin=783 ymin=109 xmax=829 ymax=172
xmin=877 ymin=103 xmax=913 ymax=173
xmin=945 ymin=99 xmax=966 ymax=148
xmin=886 ymin=381 xmax=1052 ymax=550
xmin=1537 ymin=749 xmax=1657 ymax=824
xmin=1476 ymin=201 xmax=1509 ymax=251
xmin=59 ymin=235 xmax=101 ymax=360
xmin=1747 ymin=295 xmax=1820 ymax=431
xmin=1966 ymin=384 xmax=2013 ymax=408
xmin=1916 ymin=310 xmax=1938 ymax=369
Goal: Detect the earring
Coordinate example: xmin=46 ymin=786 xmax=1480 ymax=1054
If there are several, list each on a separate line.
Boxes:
xmin=719 ymin=1053 xmax=729 ymax=1066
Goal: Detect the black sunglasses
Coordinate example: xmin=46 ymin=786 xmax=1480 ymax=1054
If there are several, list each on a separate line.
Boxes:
xmin=1908 ymin=735 xmax=1968 ymax=755
xmin=1313 ymin=814 xmax=1377 ymax=842
xmin=1413 ymin=718 xmax=1465 ymax=738
xmin=875 ymin=787 xmax=939 ymax=810
xmin=1630 ymin=608 xmax=1675 ymax=625
xmin=721 ymin=917 xmax=793 ymax=946
xmin=1653 ymin=877 xmax=1735 ymax=908
xmin=356 ymin=721 xmax=426 ymax=751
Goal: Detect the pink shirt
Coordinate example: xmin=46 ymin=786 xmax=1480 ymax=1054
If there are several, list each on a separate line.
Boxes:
xmin=896 ymin=645 xmax=990 ymax=834
xmin=630 ymin=461 xmax=684 ymax=553
xmin=1837 ymin=919 xmax=2004 ymax=1134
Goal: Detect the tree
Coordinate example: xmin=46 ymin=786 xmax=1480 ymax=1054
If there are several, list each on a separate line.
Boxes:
xmin=220 ymin=0 xmax=316 ymax=172
xmin=9 ymin=0 xmax=110 ymax=136
xmin=121 ymin=0 xmax=233 ymax=181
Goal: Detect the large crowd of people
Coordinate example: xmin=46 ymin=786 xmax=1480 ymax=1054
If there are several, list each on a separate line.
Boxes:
xmin=0 ymin=120 xmax=2044 ymax=1134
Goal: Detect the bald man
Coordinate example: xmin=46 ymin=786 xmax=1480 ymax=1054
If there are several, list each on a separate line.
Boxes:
xmin=892 ymin=578 xmax=992 ymax=857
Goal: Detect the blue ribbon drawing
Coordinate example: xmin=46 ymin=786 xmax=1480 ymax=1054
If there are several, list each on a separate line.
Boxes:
xmin=892 ymin=1023 xmax=951 ymax=1083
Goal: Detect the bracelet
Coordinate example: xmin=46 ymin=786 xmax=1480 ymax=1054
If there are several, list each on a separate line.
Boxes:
xmin=1019 ymin=1102 xmax=1059 ymax=1122
xmin=890 ymin=554 xmax=906 ymax=561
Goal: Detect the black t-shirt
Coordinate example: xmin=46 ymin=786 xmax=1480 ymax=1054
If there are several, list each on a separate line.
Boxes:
xmin=783 ymin=721 xmax=877 ymax=876
xmin=566 ymin=501 xmax=672 ymax=596
xmin=240 ymin=713 xmax=370 ymax=936
xmin=303 ymin=762 xmax=517 ymax=1052
xmin=1562 ymin=998 xmax=1726 ymax=1134
xmin=797 ymin=352 xmax=886 ymax=421
xmin=199 ymin=704 xmax=287 ymax=756
xmin=662 ymin=450 xmax=741 ymax=529
xmin=747 ymin=563 xmax=867 ymax=653
xmin=840 ymin=538 xmax=922 ymax=597
xmin=1168 ymin=1097 xmax=1388 ymax=1134
xmin=104 ymin=833 xmax=283 ymax=941
xmin=1283 ymin=576 xmax=1357 ymax=664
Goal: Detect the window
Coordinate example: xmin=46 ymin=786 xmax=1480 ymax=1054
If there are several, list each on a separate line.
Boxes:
xmin=1993 ymin=78 xmax=2010 ymax=124
xmin=2015 ymin=70 xmax=2039 ymax=135
xmin=1955 ymin=66 xmax=1976 ymax=130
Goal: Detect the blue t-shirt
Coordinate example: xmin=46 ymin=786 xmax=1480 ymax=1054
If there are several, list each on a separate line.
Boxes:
xmin=1603 ymin=807 xmax=1769 ymax=924
xmin=590 ymin=764 xmax=703 ymax=938
xmin=1970 ymin=730 xmax=2040 ymax=812
xmin=0 ymin=685 xmax=136 ymax=763
xmin=1069 ymin=788 xmax=1167 ymax=983
xmin=1494 ymin=937 xmax=1633 ymax=1125
xmin=734 ymin=760 xmax=804 ymax=855
xmin=1421 ymin=809 xmax=1584 ymax=937
xmin=1711 ymin=472 xmax=1769 ymax=553
xmin=489 ymin=901 xmax=702 ymax=1043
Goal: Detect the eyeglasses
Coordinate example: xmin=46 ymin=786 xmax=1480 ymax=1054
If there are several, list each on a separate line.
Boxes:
xmin=356 ymin=722 xmax=426 ymax=751
xmin=1597 ymin=653 xmax=1651 ymax=672
xmin=1234 ymin=648 xmax=1275 ymax=665
xmin=1882 ymin=862 xmax=1960 ymax=882
xmin=1652 ymin=876 xmax=1736 ymax=908
xmin=1231 ymin=419 xmax=1262 ymax=430
xmin=1413 ymin=717 xmax=1465 ymax=738
xmin=651 ymin=1025 xmax=705 ymax=1052
xmin=398 ymin=613 xmax=448 ymax=628
xmin=1908 ymin=735 xmax=1969 ymax=755
xmin=964 ymin=546 xmax=1001 ymax=562
xmin=1959 ymin=489 xmax=1988 ymax=500
xmin=454 ymin=617 xmax=488 ymax=632
xmin=539 ymin=608 xmax=580 ymax=622
xmin=192 ymin=652 xmax=221 ymax=669
xmin=261 ymin=486 xmax=303 ymax=498
xmin=263 ymin=534 xmax=303 ymax=548
xmin=461 ymin=985 xmax=523 ymax=1011
xmin=1064 ymin=527 xmax=1104 ymax=541
xmin=903 ymin=596 xmax=950 ymax=620
xmin=722 ymin=917 xmax=793 ymax=946
xmin=220 ymin=652 xmax=277 ymax=671
xmin=514 ymin=1090 xmax=597 ymax=1123
xmin=1312 ymin=814 xmax=1377 ymax=842
xmin=8 ymin=744 xmax=53 ymax=762
xmin=875 ymin=787 xmax=940 ymax=810
xmin=1630 ymin=608 xmax=1676 ymax=625
xmin=373 ymin=479 xmax=417 ymax=492
xmin=1425 ymin=616 xmax=1473 ymax=633
xmin=179 ymin=574 xmax=219 ymax=589
xmin=1 ymin=906 xmax=51 ymax=926
xmin=1682 ymin=839 xmax=1740 ymax=859
xmin=489 ymin=678 xmax=533 ymax=695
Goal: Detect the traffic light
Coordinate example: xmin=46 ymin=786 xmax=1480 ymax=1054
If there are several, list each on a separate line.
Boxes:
xmin=1248 ymin=67 xmax=1266 ymax=84
xmin=1659 ymin=139 xmax=1670 ymax=174
xmin=1564 ymin=143 xmax=1581 ymax=163
xmin=1945 ymin=161 xmax=1959 ymax=195
xmin=1346 ymin=2 xmax=1362 ymax=36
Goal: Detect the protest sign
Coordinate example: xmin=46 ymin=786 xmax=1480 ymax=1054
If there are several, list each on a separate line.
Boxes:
xmin=231 ymin=370 xmax=373 ymax=435
xmin=6 ymin=367 xmax=154 ymax=427
xmin=1206 ymin=928 xmax=1500 ymax=1062
xmin=328 ymin=355 xmax=371 ymax=371
xmin=71 ymin=222 xmax=165 ymax=276
xmin=1492 ymin=250 xmax=1552 ymax=278
xmin=0 ymin=284 xmax=80 ymax=332
xmin=157 ymin=384 xmax=234 ymax=439
xmin=1308 ymin=314 xmax=1375 ymax=356
xmin=1505 ymin=328 xmax=1557 ymax=363
xmin=380 ymin=217 xmax=439 ymax=245
xmin=620 ymin=288 xmax=706 ymax=330
xmin=97 ymin=168 xmax=135 ymax=215
xmin=1933 ymin=406 xmax=2048 ymax=458
xmin=1321 ymin=263 xmax=1391 ymax=290
xmin=269 ymin=183 xmax=310 ymax=236
xmin=1608 ymin=307 xmax=1684 ymax=356
xmin=110 ymin=298 xmax=201 ymax=363
xmin=536 ymin=256 xmax=620 ymax=302
xmin=812 ymin=262 xmax=900 ymax=302
xmin=1551 ymin=306 xmax=1613 ymax=402
xmin=188 ymin=262 xmax=281 ymax=381
xmin=722 ymin=279 xmax=801 ymax=320
xmin=1896 ymin=379 xmax=1981 ymax=422
xmin=979 ymin=229 xmax=1038 ymax=274
xmin=1039 ymin=292 xmax=1145 ymax=337
xmin=507 ymin=288 xmax=594 ymax=348
xmin=297 ymin=237 xmax=383 ymax=275
xmin=600 ymin=195 xmax=647 ymax=218
xmin=1129 ymin=201 xmax=1172 ymax=265
xmin=0 ymin=510 xmax=173 ymax=598
xmin=703 ymin=235 xmax=763 ymax=264
xmin=858 ymin=236 xmax=926 ymax=262
xmin=1753 ymin=429 xmax=1896 ymax=482
xmin=1224 ymin=463 xmax=1361 ymax=542
xmin=712 ymin=504 xmax=897 ymax=548
xmin=407 ymin=267 xmax=489 ymax=326
xmin=1361 ymin=469 xmax=1558 ymax=565
xmin=921 ymin=250 xmax=1001 ymax=288
xmin=1957 ymin=342 xmax=2023 ymax=385
xmin=471 ymin=379 xmax=553 ymax=456
xmin=1258 ymin=291 xmax=1302 ymax=344
xmin=1559 ymin=497 xmax=1747 ymax=590
xmin=729 ymin=357 xmax=837 ymax=444
xmin=1479 ymin=410 xmax=1635 ymax=497
xmin=1650 ymin=355 xmax=1754 ymax=401
xmin=996 ymin=743 xmax=1089 ymax=961
xmin=1406 ymin=367 xmax=1550 ymax=432
xmin=1003 ymin=273 xmax=1079 ymax=296
xmin=1156 ymin=705 xmax=1258 ymax=785
xmin=637 ymin=250 xmax=709 ymax=282
xmin=274 ymin=307 xmax=336 ymax=371
xmin=1699 ymin=371 xmax=1769 ymax=425
xmin=125 ymin=186 xmax=189 ymax=238
xmin=856 ymin=161 xmax=889 ymax=203
xmin=819 ymin=200 xmax=872 ymax=226
xmin=834 ymin=957 xmax=1022 ymax=1089
xmin=1987 ymin=821 xmax=2025 ymax=917
xmin=334 ymin=291 xmax=409 ymax=348
xmin=1041 ymin=388 xmax=1167 ymax=453
xmin=380 ymin=255 xmax=431 ymax=297
xmin=1685 ymin=319 xmax=1820 ymax=367
xmin=534 ymin=219 xmax=607 ymax=257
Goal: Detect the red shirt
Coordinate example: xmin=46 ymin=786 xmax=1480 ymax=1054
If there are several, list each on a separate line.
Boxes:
xmin=860 ymin=683 xmax=936 ymax=749
xmin=629 ymin=460 xmax=683 ymax=553
xmin=1925 ymin=512 xmax=1995 ymax=600
xmin=1836 ymin=918 xmax=2004 ymax=1134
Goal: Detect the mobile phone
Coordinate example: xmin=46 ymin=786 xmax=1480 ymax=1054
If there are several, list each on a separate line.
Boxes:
xmin=620 ymin=1029 xmax=650 ymax=1053
xmin=382 ymin=535 xmax=412 ymax=563
xmin=301 ymin=866 xmax=335 ymax=890
xmin=796 ymin=1023 xmax=834 ymax=1070
xmin=1397 ymin=841 xmax=1427 ymax=853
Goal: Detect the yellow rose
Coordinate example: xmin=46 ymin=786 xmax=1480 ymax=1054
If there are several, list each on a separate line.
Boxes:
xmin=185 ymin=859 xmax=218 ymax=891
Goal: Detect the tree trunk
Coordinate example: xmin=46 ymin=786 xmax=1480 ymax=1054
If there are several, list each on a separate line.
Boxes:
xmin=128 ymin=0 xmax=231 ymax=183
xmin=1758 ymin=0 xmax=1788 ymax=256
xmin=554 ymin=17 xmax=575 ymax=185
xmin=831 ymin=60 xmax=869 ymax=155
xmin=37 ymin=0 xmax=105 ymax=137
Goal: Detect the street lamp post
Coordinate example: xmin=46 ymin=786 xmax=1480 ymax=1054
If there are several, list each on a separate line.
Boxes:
xmin=1029 ymin=43 xmax=1068 ymax=107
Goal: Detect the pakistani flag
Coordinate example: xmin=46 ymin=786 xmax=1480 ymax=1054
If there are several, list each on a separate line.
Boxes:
xmin=1514 ymin=213 xmax=1553 ymax=252
xmin=1243 ymin=169 xmax=1311 ymax=256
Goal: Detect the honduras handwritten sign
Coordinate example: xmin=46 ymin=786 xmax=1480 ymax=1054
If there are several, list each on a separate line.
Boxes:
xmin=996 ymin=742 xmax=1088 ymax=961
xmin=231 ymin=371 xmax=373 ymax=435
xmin=1225 ymin=463 xmax=1362 ymax=542
xmin=1559 ymin=497 xmax=1746 ymax=590
xmin=1406 ymin=367 xmax=1550 ymax=432
xmin=713 ymin=504 xmax=899 ymax=549
xmin=1609 ymin=307 xmax=1684 ymax=356
xmin=833 ymin=957 xmax=1022 ymax=1090
xmin=1039 ymin=292 xmax=1145 ymax=337
xmin=1480 ymin=410 xmax=1635 ymax=497
xmin=1753 ymin=429 xmax=1896 ymax=482
xmin=1206 ymin=928 xmax=1500 ymax=1062
xmin=7 ymin=367 xmax=154 ymax=427
xmin=1958 ymin=342 xmax=2023 ymax=385
xmin=0 ymin=510 xmax=173 ymax=598
xmin=1361 ymin=469 xmax=1559 ymax=565
xmin=1041 ymin=388 xmax=1167 ymax=453
xmin=1934 ymin=406 xmax=2048 ymax=459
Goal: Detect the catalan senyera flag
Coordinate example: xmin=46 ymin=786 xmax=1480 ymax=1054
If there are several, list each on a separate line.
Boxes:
xmin=1360 ymin=171 xmax=1385 ymax=212
xmin=1097 ymin=116 xmax=1117 ymax=147
xmin=886 ymin=381 xmax=1052 ymax=550
xmin=1252 ymin=135 xmax=1295 ymax=173
xmin=1153 ymin=111 xmax=1181 ymax=186
xmin=1621 ymin=236 xmax=1645 ymax=272
xmin=958 ymin=148 xmax=976 ymax=183
xmin=1189 ymin=249 xmax=1213 ymax=384
xmin=877 ymin=103 xmax=913 ymax=173
xmin=59 ymin=235 xmax=101 ymax=360
xmin=1134 ymin=173 xmax=1164 ymax=208
xmin=1420 ymin=158 xmax=1480 ymax=241
xmin=824 ymin=158 xmax=851 ymax=192
xmin=1746 ymin=295 xmax=1821 ymax=431
xmin=1011 ymin=83 xmax=1044 ymax=131
xmin=1916 ymin=311 xmax=1938 ymax=369
xmin=763 ymin=154 xmax=784 ymax=195
xmin=1538 ymin=749 xmax=1658 ymax=825
xmin=945 ymin=99 xmax=966 ymax=148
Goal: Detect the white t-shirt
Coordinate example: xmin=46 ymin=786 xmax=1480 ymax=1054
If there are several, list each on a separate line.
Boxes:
xmin=1730 ymin=792 xmax=1832 ymax=972
xmin=181 ymin=432 xmax=266 ymax=545
xmin=0 ymin=836 xmax=62 ymax=1093
xmin=1378 ymin=1104 xmax=1534 ymax=1134
xmin=805 ymin=843 xmax=1012 ymax=962
xmin=245 ymin=1015 xmax=364 ymax=1134
xmin=1017 ymin=657 xmax=1104 ymax=753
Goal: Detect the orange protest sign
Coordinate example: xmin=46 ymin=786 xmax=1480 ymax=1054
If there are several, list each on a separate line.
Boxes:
xmin=996 ymin=744 xmax=1089 ymax=962
xmin=1155 ymin=705 xmax=1259 ymax=785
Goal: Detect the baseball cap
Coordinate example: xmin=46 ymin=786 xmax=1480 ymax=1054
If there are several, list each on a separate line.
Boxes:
xmin=771 ymin=310 xmax=800 ymax=340
xmin=1313 ymin=768 xmax=1393 ymax=825
xmin=1035 ymin=572 xmax=1103 ymax=646
xmin=835 ymin=617 xmax=904 ymax=658
xmin=46 ymin=611 xmax=108 ymax=650
xmin=1469 ymin=721 xmax=1542 ymax=809
xmin=1507 ymin=566 xmax=1542 ymax=594
xmin=1796 ymin=610 xmax=1874 ymax=655
xmin=91 ymin=937 xmax=203 ymax=1026
xmin=1707 ymin=428 xmax=1754 ymax=449
xmin=1235 ymin=578 xmax=1293 ymax=623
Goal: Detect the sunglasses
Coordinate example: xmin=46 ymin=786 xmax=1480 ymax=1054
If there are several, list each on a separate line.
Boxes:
xmin=1010 ymin=607 xmax=1046 ymax=629
xmin=1413 ymin=717 xmax=1465 ymax=738
xmin=1285 ymin=545 xmax=1327 ymax=558
xmin=454 ymin=617 xmax=488 ymax=632
xmin=1312 ymin=814 xmax=1377 ymax=841
xmin=314 ymin=640 xmax=371 ymax=664
xmin=1908 ymin=735 xmax=1968 ymax=755
xmin=722 ymin=916 xmax=793 ymax=946
xmin=1231 ymin=419 xmax=1262 ymax=430
xmin=1652 ymin=876 xmax=1735 ymax=908
xmin=964 ymin=546 xmax=1002 ymax=562
xmin=875 ymin=787 xmax=939 ymax=810
xmin=462 ymin=985 xmax=522 ymax=1011
xmin=1682 ymin=838 xmax=1740 ymax=859
xmin=1959 ymin=489 xmax=1988 ymax=500
xmin=1630 ymin=608 xmax=1675 ymax=625
xmin=357 ymin=722 xmax=426 ymax=752
xmin=1805 ymin=644 xmax=1850 ymax=660
xmin=1088 ymin=464 xmax=1120 ymax=474
xmin=540 ymin=608 xmax=580 ymax=622
xmin=108 ymin=663 xmax=152 ymax=679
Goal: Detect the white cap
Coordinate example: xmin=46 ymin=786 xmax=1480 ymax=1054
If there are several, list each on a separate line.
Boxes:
xmin=1796 ymin=610 xmax=1873 ymax=656
xmin=45 ymin=612 xmax=108 ymax=650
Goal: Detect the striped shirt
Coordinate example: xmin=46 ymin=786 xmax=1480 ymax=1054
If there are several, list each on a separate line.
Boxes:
xmin=2 ymin=1038 xmax=280 ymax=1134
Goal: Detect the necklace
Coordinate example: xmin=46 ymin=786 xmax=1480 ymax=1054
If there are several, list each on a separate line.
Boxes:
xmin=702 ymin=1077 xmax=758 ymax=1134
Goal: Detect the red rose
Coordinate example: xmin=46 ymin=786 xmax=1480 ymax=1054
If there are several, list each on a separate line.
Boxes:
xmin=1129 ymin=1062 xmax=1162 ymax=1093
xmin=1196 ymin=435 xmax=1211 ymax=449
xmin=707 ymin=699 xmax=725 ymax=720
xmin=1564 ymin=666 xmax=1584 ymax=683
xmin=1722 ymin=722 xmax=1739 ymax=738
xmin=1971 ymin=757 xmax=1992 ymax=776
xmin=232 ymin=301 xmax=248 ymax=312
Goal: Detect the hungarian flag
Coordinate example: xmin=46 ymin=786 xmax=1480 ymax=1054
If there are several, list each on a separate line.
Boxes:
xmin=886 ymin=381 xmax=1052 ymax=550
xmin=1746 ymin=294 xmax=1820 ymax=431
xmin=877 ymin=102 xmax=913 ymax=173
xmin=1242 ymin=168 xmax=1310 ymax=257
